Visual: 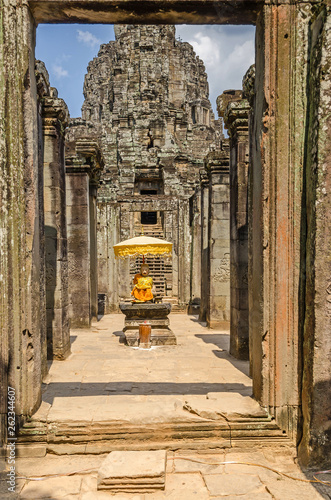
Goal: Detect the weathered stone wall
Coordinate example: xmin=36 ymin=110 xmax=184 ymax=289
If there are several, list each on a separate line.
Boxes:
xmin=299 ymin=5 xmax=331 ymax=466
xmin=249 ymin=4 xmax=330 ymax=463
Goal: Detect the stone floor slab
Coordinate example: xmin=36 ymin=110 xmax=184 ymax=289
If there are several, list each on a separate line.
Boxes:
xmin=203 ymin=473 xmax=264 ymax=496
xmin=19 ymin=476 xmax=82 ymax=499
xmin=148 ymin=472 xmax=209 ymax=499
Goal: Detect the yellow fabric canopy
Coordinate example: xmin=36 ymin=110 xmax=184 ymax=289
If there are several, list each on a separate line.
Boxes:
xmin=113 ymin=235 xmax=172 ymax=259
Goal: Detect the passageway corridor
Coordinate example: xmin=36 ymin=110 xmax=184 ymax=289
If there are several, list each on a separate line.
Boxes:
xmin=36 ymin=313 xmax=263 ymax=426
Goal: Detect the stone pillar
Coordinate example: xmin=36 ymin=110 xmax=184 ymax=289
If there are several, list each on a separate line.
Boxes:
xmin=298 ymin=6 xmax=331 ymax=466
xmin=97 ymin=201 xmax=120 ymax=313
xmin=0 ymin=5 xmax=43 ymax=440
xmin=251 ymin=3 xmax=330 ymax=462
xmin=66 ymin=140 xmax=103 ymax=328
xmin=205 ymin=149 xmax=230 ymax=329
xmin=43 ymin=89 xmax=71 ymax=360
xmin=219 ymin=92 xmax=250 ymax=360
xmin=199 ymin=169 xmax=209 ymax=322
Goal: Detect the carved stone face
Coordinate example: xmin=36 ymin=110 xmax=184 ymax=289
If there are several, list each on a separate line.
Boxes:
xmin=140 ymin=264 xmax=149 ymax=276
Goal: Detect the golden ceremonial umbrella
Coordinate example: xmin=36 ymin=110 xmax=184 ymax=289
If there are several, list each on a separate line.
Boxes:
xmin=113 ymin=235 xmax=172 ymax=263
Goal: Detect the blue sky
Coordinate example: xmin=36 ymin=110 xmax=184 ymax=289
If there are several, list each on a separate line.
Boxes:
xmin=36 ymin=24 xmax=255 ymax=118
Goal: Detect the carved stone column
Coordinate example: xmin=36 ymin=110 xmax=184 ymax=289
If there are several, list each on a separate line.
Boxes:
xmin=205 ymin=148 xmax=230 ymax=329
xmin=219 ymin=92 xmax=250 ymax=360
xmin=66 ymin=140 xmax=103 ymax=328
xmin=43 ymin=89 xmax=70 ymax=360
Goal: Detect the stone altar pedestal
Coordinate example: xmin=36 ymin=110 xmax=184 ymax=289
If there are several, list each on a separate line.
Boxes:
xmin=119 ymin=303 xmax=176 ymax=347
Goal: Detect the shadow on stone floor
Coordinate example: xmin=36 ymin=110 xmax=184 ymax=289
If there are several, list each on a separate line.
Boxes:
xmin=70 ymin=335 xmax=77 ymax=344
xmin=196 ymin=333 xmax=250 ymax=377
xmin=190 ymin=316 xmax=208 ymax=326
xmin=42 ymin=381 xmax=252 ymax=403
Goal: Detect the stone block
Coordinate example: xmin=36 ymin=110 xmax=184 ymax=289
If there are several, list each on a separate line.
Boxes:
xmin=210 ymin=240 xmax=231 ymax=260
xmin=210 ymin=279 xmax=230 ymax=298
xmin=15 ymin=444 xmax=47 ymax=458
xmin=97 ymin=450 xmax=166 ymax=492
xmin=211 ymin=202 xmax=230 ymax=220
xmin=44 ymin=186 xmax=63 ymax=214
xmin=66 ymin=178 xmax=89 ymax=206
xmin=44 ymin=162 xmax=65 ymax=189
xmin=66 ymin=204 xmax=89 ymax=225
xmin=67 ymin=224 xmax=90 ymax=243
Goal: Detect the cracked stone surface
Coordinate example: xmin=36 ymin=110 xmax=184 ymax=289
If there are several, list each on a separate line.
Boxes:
xmin=16 ymin=449 xmax=327 ymax=499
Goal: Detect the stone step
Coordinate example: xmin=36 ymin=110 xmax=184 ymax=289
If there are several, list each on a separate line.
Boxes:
xmin=17 ymin=417 xmax=292 ymax=457
xmin=97 ymin=450 xmax=166 ymax=493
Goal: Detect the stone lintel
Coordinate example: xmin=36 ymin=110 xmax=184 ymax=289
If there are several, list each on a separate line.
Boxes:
xmin=29 ymin=0 xmax=261 ymax=25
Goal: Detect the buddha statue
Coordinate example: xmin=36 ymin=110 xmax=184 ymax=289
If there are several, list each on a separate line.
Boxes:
xmin=131 ymin=264 xmax=155 ymax=302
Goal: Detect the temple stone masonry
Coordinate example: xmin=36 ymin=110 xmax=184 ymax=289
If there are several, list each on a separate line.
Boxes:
xmin=68 ymin=25 xmax=227 ymax=314
xmin=0 ymin=0 xmax=330 ymax=471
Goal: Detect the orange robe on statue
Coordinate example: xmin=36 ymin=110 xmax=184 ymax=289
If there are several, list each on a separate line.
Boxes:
xmin=131 ymin=274 xmax=154 ymax=302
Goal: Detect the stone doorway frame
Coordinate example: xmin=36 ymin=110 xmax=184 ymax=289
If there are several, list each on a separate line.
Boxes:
xmin=1 ymin=0 xmax=330 ymax=465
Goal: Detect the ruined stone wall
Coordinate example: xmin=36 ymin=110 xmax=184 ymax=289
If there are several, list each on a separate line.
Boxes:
xmin=79 ymin=25 xmax=223 ymax=309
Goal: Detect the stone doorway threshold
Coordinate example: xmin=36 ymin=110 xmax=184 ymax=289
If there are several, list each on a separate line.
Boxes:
xmin=18 ymin=314 xmax=290 ymax=456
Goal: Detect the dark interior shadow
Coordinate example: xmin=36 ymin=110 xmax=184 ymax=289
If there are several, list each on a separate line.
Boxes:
xmin=41 ymin=381 xmax=253 ymax=404
xmin=97 ymin=293 xmax=106 ymax=320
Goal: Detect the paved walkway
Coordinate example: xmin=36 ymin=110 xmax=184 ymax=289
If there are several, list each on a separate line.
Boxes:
xmin=35 ymin=313 xmax=264 ymax=425
xmin=14 ymin=449 xmax=328 ymax=499
xmin=10 ymin=313 xmax=329 ymax=498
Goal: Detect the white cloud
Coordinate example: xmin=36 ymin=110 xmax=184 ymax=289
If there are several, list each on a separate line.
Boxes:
xmin=176 ymin=25 xmax=255 ymax=114
xmin=77 ymin=29 xmax=101 ymax=48
xmin=52 ymin=64 xmax=69 ymax=79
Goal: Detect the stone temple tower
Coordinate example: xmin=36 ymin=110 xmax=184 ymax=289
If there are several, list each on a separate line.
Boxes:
xmin=67 ymin=25 xmax=224 ymax=312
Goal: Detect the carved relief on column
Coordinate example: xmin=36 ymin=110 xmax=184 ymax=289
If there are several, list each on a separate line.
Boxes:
xmin=42 ymin=89 xmax=70 ymax=360
xmin=219 ymin=89 xmax=250 ymax=360
xmin=205 ymin=146 xmax=230 ymax=329
xmin=65 ymin=134 xmax=104 ymax=328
